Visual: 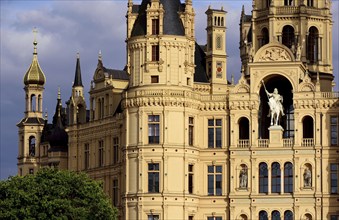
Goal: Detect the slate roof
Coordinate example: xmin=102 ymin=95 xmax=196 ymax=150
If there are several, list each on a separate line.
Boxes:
xmin=103 ymin=67 xmax=129 ymax=80
xmin=131 ymin=0 xmax=185 ymax=37
xmin=194 ymin=43 xmax=209 ymax=83
xmin=17 ymin=117 xmax=45 ymax=127
xmin=73 ymin=55 xmax=83 ymax=87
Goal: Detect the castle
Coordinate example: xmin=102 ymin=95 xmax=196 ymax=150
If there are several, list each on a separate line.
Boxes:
xmin=17 ymin=0 xmax=339 ymax=219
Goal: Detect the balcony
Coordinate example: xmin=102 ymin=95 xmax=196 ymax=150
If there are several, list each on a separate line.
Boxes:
xmin=238 ymin=139 xmax=250 ymax=148
xmin=258 ymin=139 xmax=269 ymax=148
xmin=302 ymin=138 xmax=314 ymax=147
xmin=283 ymin=138 xmax=294 ymax=147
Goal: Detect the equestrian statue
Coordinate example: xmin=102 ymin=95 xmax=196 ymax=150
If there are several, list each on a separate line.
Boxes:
xmin=262 ymin=80 xmax=285 ymax=126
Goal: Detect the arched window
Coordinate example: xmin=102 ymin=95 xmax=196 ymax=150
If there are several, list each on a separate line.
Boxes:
xmin=259 ymin=211 xmax=268 ymax=220
xmin=272 ymin=210 xmax=281 ymax=220
xmin=284 ymin=211 xmax=293 ymax=220
xmin=307 ymin=27 xmax=319 ymax=64
xmin=259 ymin=163 xmax=268 ymax=193
xmin=239 ymin=117 xmax=250 ymax=140
xmin=282 ymin=25 xmax=295 ymax=49
xmin=218 ymin=17 xmax=221 ymax=26
xmin=261 ymin=28 xmax=269 ymax=46
xmin=240 ymin=214 xmax=248 ymax=220
xmin=31 ymin=94 xmax=36 ymax=112
xmin=303 ymin=116 xmax=314 ymax=138
xmin=29 ymin=136 xmax=36 ymax=157
xmin=221 ymin=17 xmax=224 ymax=26
xmin=304 ymin=213 xmax=312 ymax=220
xmin=284 ymin=162 xmax=293 ymax=193
xmin=214 ymin=17 xmax=217 ymax=26
xmin=38 ymin=95 xmax=42 ymax=112
xmin=271 ymin=162 xmax=281 ymax=193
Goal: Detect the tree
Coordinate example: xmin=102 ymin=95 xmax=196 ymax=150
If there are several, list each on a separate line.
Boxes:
xmin=0 ymin=168 xmax=118 ymax=220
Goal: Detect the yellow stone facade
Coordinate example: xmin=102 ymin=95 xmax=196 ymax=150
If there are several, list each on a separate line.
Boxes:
xmin=18 ymin=0 xmax=339 ymax=219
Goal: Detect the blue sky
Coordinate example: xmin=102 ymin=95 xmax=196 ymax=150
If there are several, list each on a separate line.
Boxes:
xmin=0 ymin=0 xmax=338 ymax=180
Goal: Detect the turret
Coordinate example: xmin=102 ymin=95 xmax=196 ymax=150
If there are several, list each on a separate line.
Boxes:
xmin=205 ymin=6 xmax=228 ymax=93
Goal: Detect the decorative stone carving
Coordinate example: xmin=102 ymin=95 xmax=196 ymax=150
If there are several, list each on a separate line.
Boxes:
xmin=257 ymin=47 xmax=292 ymax=62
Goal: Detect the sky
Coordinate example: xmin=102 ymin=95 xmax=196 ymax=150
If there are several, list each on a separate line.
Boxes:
xmin=0 ymin=0 xmax=338 ymax=180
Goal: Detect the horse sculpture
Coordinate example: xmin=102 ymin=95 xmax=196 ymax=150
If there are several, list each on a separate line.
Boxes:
xmin=262 ymin=81 xmax=284 ymax=126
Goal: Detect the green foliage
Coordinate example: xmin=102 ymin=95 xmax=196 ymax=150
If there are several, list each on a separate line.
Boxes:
xmin=0 ymin=168 xmax=118 ymax=220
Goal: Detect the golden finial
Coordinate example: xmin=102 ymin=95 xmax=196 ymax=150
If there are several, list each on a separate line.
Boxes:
xmin=58 ymin=86 xmax=61 ymax=100
xmin=98 ymin=50 xmax=102 ymax=61
xmin=33 ymin=27 xmax=38 ymax=54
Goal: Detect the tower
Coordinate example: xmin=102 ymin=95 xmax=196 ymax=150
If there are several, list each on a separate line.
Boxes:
xmin=205 ymin=6 xmax=228 ymax=93
xmin=17 ymin=31 xmax=46 ymax=176
xmin=66 ymin=53 xmax=87 ymax=125
xmin=240 ymin=0 xmax=333 ymax=90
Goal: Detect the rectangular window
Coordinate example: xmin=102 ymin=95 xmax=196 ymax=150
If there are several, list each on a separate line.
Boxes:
xmin=207 ymin=165 xmax=222 ymax=196
xmin=151 ymin=75 xmax=159 ymax=83
xmin=113 ymin=137 xmax=119 ymax=164
xmin=148 ymin=163 xmax=160 ymax=193
xmin=189 ymin=216 xmax=194 ymax=220
xmin=112 ymin=179 xmax=118 ymax=206
xmin=189 ymin=117 xmax=194 ymax=146
xmin=152 ymin=45 xmax=160 ymax=61
xmin=207 ymin=217 xmax=222 ymax=220
xmin=208 ymin=119 xmax=222 ymax=148
xmin=98 ymin=140 xmax=104 ymax=167
xmin=148 ymin=115 xmax=160 ymax=144
xmin=331 ymin=163 xmax=339 ymax=194
xmin=84 ymin=143 xmax=90 ymax=169
xmin=188 ymin=164 xmax=194 ymax=194
xmin=331 ymin=215 xmax=339 ymax=220
xmin=29 ymin=168 xmax=34 ymax=174
xmin=148 ymin=215 xmax=160 ymax=220
xmin=331 ymin=116 xmax=338 ymax=146
xmin=152 ymin=19 xmax=159 ymax=35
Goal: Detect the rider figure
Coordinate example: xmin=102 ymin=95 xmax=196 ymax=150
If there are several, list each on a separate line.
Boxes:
xmin=265 ymin=88 xmax=285 ymax=116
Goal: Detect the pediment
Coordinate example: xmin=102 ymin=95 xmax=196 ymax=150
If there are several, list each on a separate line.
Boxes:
xmin=254 ymin=43 xmax=294 ymax=63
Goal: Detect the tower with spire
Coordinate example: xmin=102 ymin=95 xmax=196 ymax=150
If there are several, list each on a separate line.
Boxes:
xmin=17 ymin=30 xmax=46 ymax=176
xmin=66 ymin=53 xmax=87 ymax=125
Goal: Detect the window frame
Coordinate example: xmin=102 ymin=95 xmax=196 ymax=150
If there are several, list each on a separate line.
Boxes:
xmin=259 ymin=162 xmax=268 ymax=193
xmin=98 ymin=140 xmax=104 ymax=167
xmin=152 ymin=19 xmax=159 ymax=35
xmin=330 ymin=116 xmax=338 ymax=146
xmin=84 ymin=143 xmax=90 ymax=169
xmin=330 ymin=163 xmax=339 ymax=194
xmin=148 ymin=115 xmax=160 ymax=144
xmin=188 ymin=164 xmax=194 ymax=194
xmin=271 ymin=162 xmax=281 ymax=193
xmin=152 ymin=45 xmax=160 ymax=62
xmin=112 ymin=179 xmax=119 ymax=206
xmin=148 ymin=163 xmax=160 ymax=193
xmin=189 ymin=117 xmax=194 ymax=146
xmin=208 ymin=119 xmax=222 ymax=148
xmin=113 ymin=137 xmax=119 ymax=164
xmin=207 ymin=165 xmax=223 ymax=196
xmin=284 ymin=162 xmax=293 ymax=193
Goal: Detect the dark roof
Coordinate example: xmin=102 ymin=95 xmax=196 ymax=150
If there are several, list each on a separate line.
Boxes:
xmin=194 ymin=43 xmax=209 ymax=83
xmin=103 ymin=67 xmax=129 ymax=80
xmin=243 ymin=15 xmax=252 ymax=22
xmin=132 ymin=5 xmax=139 ymax=13
xmin=73 ymin=56 xmax=83 ymax=87
xmin=17 ymin=117 xmax=45 ymax=127
xmin=131 ymin=0 xmax=185 ymax=37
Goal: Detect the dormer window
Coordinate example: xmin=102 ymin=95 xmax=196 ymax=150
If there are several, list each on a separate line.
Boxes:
xmin=152 ymin=19 xmax=159 ymax=35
